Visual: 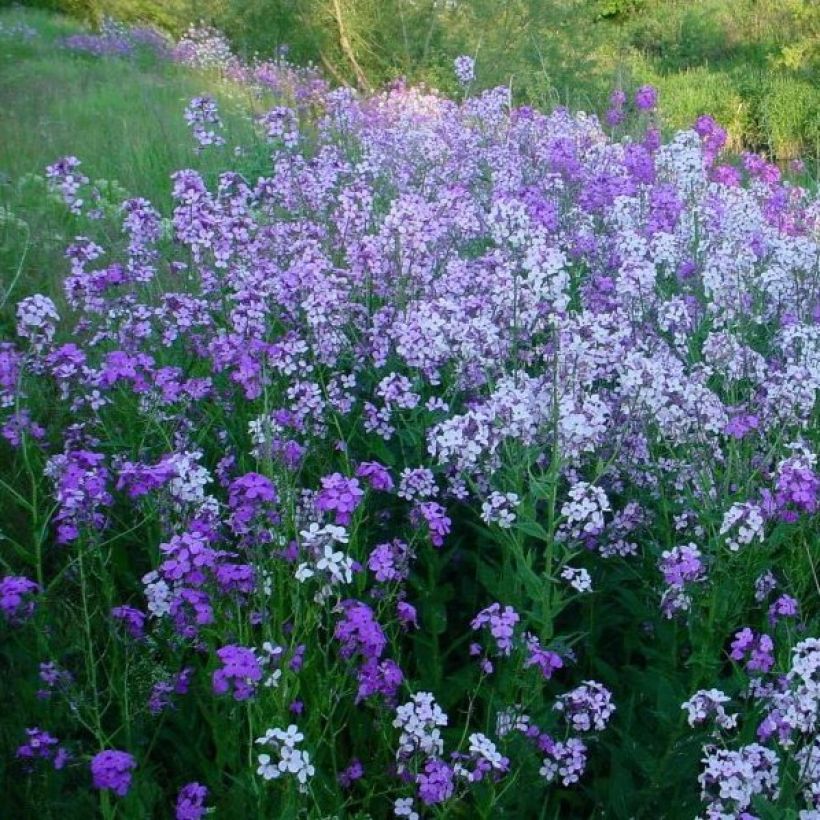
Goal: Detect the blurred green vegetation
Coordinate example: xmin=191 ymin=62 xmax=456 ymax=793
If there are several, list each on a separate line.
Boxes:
xmin=10 ymin=0 xmax=820 ymax=161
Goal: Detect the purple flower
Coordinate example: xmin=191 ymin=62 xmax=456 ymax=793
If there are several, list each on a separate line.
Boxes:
xmin=659 ymin=544 xmax=704 ymax=587
xmin=724 ymin=413 xmax=760 ymax=439
xmin=356 ymin=461 xmax=394 ymax=491
xmin=148 ymin=668 xmax=193 ymax=714
xmin=453 ymin=55 xmax=475 ymax=86
xmin=334 ymin=600 xmax=387 ymax=661
xmin=643 ymin=126 xmax=662 ymax=151
xmin=398 ymin=467 xmax=437 ymax=501
xmin=227 ymin=472 xmax=279 ymax=534
xmin=170 ymin=588 xmax=214 ymax=639
xmin=90 ymin=750 xmax=136 ymax=797
xmin=471 ymin=603 xmax=520 ymax=656
xmin=175 ymin=782 xmax=209 ymax=820
xmin=634 ymin=84 xmax=658 ymax=111
xmin=698 ymin=744 xmax=779 ymax=815
xmin=259 ymin=106 xmax=299 ymax=148
xmin=160 ymin=530 xmax=219 ymax=586
xmin=773 ymin=455 xmax=818 ymax=520
xmin=45 ymin=450 xmax=112 ymax=544
xmin=315 ymin=473 xmax=363 ymax=525
xmin=45 ymin=156 xmax=89 ymax=214
xmin=184 ymin=96 xmax=225 ymax=150
xmin=0 ymin=575 xmax=39 ymax=624
xmin=610 ymin=89 xmax=627 ymax=107
xmin=412 ymin=502 xmax=451 ymax=548
xmin=111 ymin=605 xmax=147 ymax=639
xmin=338 ymin=758 xmax=364 ymax=788
xmin=0 ymin=343 xmax=23 ymax=408
xmin=647 ymin=183 xmax=683 ymax=235
xmin=554 ymin=681 xmax=616 ymax=732
xmin=768 ymin=594 xmax=798 ymax=627
xmin=289 ymin=644 xmax=306 ymax=672
xmin=368 ymin=539 xmax=412 ymax=583
xmin=417 ymin=758 xmax=455 ymax=805
xmin=605 ymin=107 xmax=625 ymax=127
xmin=524 ymin=636 xmax=564 ymax=679
xmin=712 ymin=164 xmax=742 ymax=186
xmin=356 ymin=657 xmax=404 ymax=703
xmin=16 ymin=294 xmax=60 ymax=352
xmin=730 ymin=628 xmax=775 ymax=674
xmin=212 ymin=645 xmax=263 ymax=701
xmin=397 ymin=601 xmax=418 ymax=629
xmin=37 ymin=661 xmax=72 ymax=699
xmin=16 ymin=728 xmax=68 ymax=770
xmin=2 ymin=410 xmax=46 ymax=448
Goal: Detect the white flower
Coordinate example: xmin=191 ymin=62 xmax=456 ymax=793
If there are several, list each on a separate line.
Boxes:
xmin=264 ymin=669 xmax=282 ymax=688
xmin=315 ymin=543 xmax=354 ymax=584
xmin=468 ymin=732 xmax=506 ymax=770
xmin=256 ymin=753 xmax=281 ymax=780
xmin=394 ymin=797 xmax=419 ymax=819
xmin=496 ymin=706 xmax=530 ymax=737
xmin=255 ymin=725 xmax=313 ymax=791
xmin=295 ymin=563 xmax=315 ymax=583
xmin=561 ymin=565 xmax=593 ymax=593
xmin=274 ymin=725 xmax=304 ymax=747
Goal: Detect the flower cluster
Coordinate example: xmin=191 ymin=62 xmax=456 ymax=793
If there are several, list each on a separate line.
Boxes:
xmin=90 ymin=750 xmax=137 ymax=797
xmin=658 ymin=543 xmax=706 ymax=618
xmin=16 ymin=728 xmax=69 ymax=771
xmin=212 ymin=645 xmax=264 ymax=701
xmin=255 ymin=725 xmax=314 ymax=792
xmin=453 ymin=55 xmax=475 ymax=86
xmin=184 ymin=96 xmax=225 ymax=151
xmin=2 ymin=19 xmax=820 ymax=817
xmin=0 ymin=575 xmax=39 ymax=624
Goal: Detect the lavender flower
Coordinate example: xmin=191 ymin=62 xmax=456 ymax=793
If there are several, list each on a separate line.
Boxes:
xmin=554 ymin=681 xmax=616 ymax=732
xmin=16 ymin=728 xmax=68 ymax=770
xmin=175 ymin=782 xmax=209 ymax=819
xmin=681 ymin=689 xmax=737 ymax=730
xmin=698 ymin=744 xmax=779 ymax=816
xmin=730 ymin=628 xmax=775 ymax=674
xmin=471 ymin=603 xmax=520 ymax=656
xmin=184 ymin=96 xmax=225 ymax=150
xmin=0 ymin=575 xmax=39 ymax=624
xmin=16 ymin=294 xmax=60 ymax=353
xmin=255 ymin=725 xmax=314 ymax=791
xmin=634 ymin=85 xmax=658 ymax=111
xmin=453 ymin=55 xmax=475 ymax=86
xmin=91 ymin=750 xmax=137 ymax=797
xmin=212 ymin=645 xmax=263 ymax=701
xmin=315 ymin=473 xmax=363 ymax=525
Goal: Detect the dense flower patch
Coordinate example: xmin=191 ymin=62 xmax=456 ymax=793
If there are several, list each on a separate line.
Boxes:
xmin=61 ymin=17 xmax=172 ymax=60
xmin=1 ymin=38 xmax=819 ymax=818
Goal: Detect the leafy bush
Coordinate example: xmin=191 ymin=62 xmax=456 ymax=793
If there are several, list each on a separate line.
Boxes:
xmin=759 ymin=75 xmax=820 ymax=160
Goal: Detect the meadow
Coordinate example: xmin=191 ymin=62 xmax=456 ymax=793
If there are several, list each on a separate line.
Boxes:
xmin=1 ymin=6 xmax=819 ymax=819
xmin=18 ymin=0 xmax=820 ymax=168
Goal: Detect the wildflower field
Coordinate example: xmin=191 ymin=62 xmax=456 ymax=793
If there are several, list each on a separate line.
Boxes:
xmin=1 ymin=9 xmax=819 ymax=820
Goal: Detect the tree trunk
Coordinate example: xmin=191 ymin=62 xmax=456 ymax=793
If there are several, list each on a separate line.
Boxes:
xmin=330 ymin=0 xmax=371 ymax=90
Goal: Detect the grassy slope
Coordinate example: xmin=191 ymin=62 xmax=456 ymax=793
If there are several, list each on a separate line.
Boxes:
xmin=0 ymin=7 xmax=272 ymax=333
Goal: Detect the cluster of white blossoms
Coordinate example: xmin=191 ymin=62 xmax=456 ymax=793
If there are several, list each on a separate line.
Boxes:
xmin=393 ymin=692 xmax=448 ymax=762
xmin=255 ymin=725 xmax=314 ymax=791
xmin=557 ymin=481 xmax=611 ymax=542
xmin=295 ymin=523 xmax=354 ymax=602
xmin=719 ymin=501 xmax=765 ymax=551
